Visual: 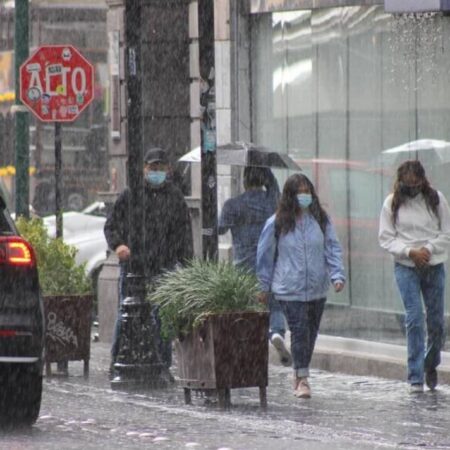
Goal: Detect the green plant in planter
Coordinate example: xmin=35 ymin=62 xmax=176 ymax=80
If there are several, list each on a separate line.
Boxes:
xmin=149 ymin=259 xmax=264 ymax=339
xmin=15 ymin=217 xmax=92 ymax=296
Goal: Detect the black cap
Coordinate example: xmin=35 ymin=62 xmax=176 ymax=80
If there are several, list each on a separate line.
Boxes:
xmin=144 ymin=147 xmax=169 ymax=165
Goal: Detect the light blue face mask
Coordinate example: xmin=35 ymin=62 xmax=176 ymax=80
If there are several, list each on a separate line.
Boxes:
xmin=146 ymin=170 xmax=167 ymax=186
xmin=297 ymin=193 xmax=312 ymax=209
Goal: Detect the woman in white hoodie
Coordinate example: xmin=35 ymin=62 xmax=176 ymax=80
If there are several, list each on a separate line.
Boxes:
xmin=379 ymin=160 xmax=450 ymax=393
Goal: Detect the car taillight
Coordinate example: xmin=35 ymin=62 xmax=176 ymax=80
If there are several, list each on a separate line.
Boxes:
xmin=0 ymin=237 xmax=35 ymax=266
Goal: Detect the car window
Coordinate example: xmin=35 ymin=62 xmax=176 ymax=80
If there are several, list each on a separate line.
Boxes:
xmin=0 ymin=206 xmax=14 ymax=234
xmin=0 ymin=178 xmax=12 ymax=211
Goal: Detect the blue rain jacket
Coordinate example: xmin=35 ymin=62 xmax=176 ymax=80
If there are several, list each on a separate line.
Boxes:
xmin=256 ymin=213 xmax=345 ymax=302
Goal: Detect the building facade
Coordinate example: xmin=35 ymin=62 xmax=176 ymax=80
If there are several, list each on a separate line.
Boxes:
xmin=102 ymin=0 xmax=450 ymax=347
xmin=246 ymin=0 xmax=450 ymax=346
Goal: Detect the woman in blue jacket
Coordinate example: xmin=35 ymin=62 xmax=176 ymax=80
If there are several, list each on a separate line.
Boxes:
xmin=257 ymin=173 xmax=345 ymax=398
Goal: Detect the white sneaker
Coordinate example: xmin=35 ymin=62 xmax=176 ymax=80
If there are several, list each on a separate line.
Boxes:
xmin=409 ymin=383 xmax=424 ymax=394
xmin=270 ymin=333 xmax=292 ymax=367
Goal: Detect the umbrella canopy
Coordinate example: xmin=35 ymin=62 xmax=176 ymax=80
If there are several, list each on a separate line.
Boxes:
xmin=178 ymin=142 xmax=301 ymax=170
xmin=178 ymin=147 xmax=201 ymax=163
xmin=380 ymin=139 xmax=450 ymax=166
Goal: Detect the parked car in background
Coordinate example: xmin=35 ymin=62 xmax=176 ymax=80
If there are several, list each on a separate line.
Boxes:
xmin=0 ymin=193 xmax=44 ymax=426
xmin=42 ymin=202 xmax=108 ymax=288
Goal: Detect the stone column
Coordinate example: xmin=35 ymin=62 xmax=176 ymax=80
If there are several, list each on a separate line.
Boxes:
xmin=214 ymin=0 xmax=252 ymax=262
xmin=98 ymin=0 xmax=127 ymax=343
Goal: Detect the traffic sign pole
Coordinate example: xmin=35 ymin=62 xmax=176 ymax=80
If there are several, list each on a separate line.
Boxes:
xmin=14 ymin=0 xmax=30 ymax=218
xmin=55 ymin=122 xmax=63 ymax=239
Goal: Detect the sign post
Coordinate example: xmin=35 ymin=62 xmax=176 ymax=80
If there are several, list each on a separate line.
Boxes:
xmin=14 ymin=0 xmax=29 ymax=219
xmin=20 ymin=45 xmax=94 ymax=238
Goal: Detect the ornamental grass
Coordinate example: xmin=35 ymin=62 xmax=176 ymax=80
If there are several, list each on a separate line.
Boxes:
xmin=149 ymin=259 xmax=263 ymax=339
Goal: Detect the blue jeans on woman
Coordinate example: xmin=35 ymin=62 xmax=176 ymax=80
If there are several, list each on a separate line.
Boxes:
xmin=280 ymin=298 xmax=326 ymax=377
xmin=394 ymin=263 xmax=446 ymax=385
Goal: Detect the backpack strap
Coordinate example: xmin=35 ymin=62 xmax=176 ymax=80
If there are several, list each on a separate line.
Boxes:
xmin=274 ymin=224 xmax=280 ymax=264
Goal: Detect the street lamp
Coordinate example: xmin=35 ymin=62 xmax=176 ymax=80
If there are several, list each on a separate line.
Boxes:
xmin=111 ymin=0 xmax=171 ymax=389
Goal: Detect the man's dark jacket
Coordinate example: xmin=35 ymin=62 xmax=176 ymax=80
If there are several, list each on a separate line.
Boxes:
xmin=104 ymin=181 xmax=193 ymax=279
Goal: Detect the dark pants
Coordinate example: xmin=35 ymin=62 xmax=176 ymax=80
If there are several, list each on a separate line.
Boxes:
xmin=280 ymin=298 xmax=326 ymax=377
xmin=111 ymin=263 xmax=172 ymax=368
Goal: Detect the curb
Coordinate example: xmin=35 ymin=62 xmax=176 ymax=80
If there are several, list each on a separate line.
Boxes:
xmin=269 ymin=333 xmax=450 ymax=384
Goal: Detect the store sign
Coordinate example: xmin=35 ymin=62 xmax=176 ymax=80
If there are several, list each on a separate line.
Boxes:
xmin=384 ymin=0 xmax=450 ymax=12
xmin=20 ymin=45 xmax=94 ymax=122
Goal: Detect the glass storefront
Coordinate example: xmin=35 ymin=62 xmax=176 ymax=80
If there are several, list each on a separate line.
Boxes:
xmin=251 ymin=6 xmax=450 ymax=345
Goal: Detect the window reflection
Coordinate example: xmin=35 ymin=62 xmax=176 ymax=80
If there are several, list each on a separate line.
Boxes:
xmin=251 ymin=5 xmax=450 ymax=347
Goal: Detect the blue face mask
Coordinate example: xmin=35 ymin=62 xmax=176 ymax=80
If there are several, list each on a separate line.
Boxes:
xmin=146 ymin=170 xmax=167 ymax=186
xmin=297 ymin=193 xmax=312 ymax=209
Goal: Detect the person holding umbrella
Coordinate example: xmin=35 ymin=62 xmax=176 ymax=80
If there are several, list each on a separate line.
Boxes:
xmin=256 ymin=173 xmax=345 ymax=398
xmin=379 ymin=160 xmax=450 ymax=393
xmin=218 ymin=166 xmax=292 ymax=366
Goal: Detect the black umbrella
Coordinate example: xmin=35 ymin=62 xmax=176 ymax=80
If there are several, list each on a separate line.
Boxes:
xmin=178 ymin=142 xmax=301 ymax=170
xmin=217 ymin=142 xmax=301 ymax=170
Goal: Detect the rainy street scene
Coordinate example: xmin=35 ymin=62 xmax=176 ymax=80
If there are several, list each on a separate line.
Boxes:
xmin=2 ymin=0 xmax=450 ymax=448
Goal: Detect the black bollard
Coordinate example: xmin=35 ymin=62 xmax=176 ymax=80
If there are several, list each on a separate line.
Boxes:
xmin=111 ymin=274 xmax=172 ymax=389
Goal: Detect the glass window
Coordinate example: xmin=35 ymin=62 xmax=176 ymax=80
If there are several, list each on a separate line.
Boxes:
xmin=251 ymin=5 xmax=450 ymax=346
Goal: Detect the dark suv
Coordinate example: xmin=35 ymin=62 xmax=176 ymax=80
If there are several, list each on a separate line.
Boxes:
xmin=0 ymin=195 xmax=44 ymax=426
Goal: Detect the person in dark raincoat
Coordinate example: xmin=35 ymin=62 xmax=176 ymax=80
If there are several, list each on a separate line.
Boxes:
xmin=104 ymin=147 xmax=193 ymax=374
xmin=218 ymin=166 xmax=291 ymax=366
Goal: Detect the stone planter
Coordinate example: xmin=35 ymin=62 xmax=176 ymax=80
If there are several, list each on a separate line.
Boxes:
xmin=175 ymin=311 xmax=269 ymax=408
xmin=43 ymin=294 xmax=93 ymax=377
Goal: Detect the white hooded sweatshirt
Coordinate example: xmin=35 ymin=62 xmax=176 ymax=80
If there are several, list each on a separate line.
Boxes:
xmin=379 ymin=191 xmax=450 ymax=267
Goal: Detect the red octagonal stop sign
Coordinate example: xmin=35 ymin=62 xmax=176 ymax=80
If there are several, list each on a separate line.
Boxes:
xmin=20 ymin=45 xmax=94 ymax=122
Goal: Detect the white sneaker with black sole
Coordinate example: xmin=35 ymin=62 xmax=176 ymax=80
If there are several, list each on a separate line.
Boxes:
xmin=270 ymin=333 xmax=292 ymax=367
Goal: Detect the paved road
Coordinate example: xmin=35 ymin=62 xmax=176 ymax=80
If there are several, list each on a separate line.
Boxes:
xmin=2 ymin=341 xmax=450 ymax=450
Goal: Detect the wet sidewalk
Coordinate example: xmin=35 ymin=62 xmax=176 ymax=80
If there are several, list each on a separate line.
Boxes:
xmin=35 ymin=339 xmax=450 ymax=450
xmin=267 ymin=332 xmax=450 ymax=385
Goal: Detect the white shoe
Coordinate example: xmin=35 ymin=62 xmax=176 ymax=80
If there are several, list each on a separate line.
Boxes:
xmin=270 ymin=333 xmax=292 ymax=367
xmin=409 ymin=383 xmax=424 ymax=394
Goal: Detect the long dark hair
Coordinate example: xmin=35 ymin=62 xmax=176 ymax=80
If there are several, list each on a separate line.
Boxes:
xmin=275 ymin=173 xmax=328 ymax=235
xmin=391 ymin=160 xmax=439 ymax=225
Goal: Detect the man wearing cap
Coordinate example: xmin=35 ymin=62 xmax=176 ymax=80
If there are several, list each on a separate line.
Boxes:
xmin=104 ymin=147 xmax=193 ymax=374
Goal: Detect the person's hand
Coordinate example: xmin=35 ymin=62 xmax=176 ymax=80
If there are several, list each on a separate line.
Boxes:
xmin=115 ymin=244 xmax=130 ymax=261
xmin=334 ymin=281 xmax=345 ymax=293
xmin=257 ymin=292 xmax=269 ymax=305
xmin=409 ymin=247 xmax=431 ymax=268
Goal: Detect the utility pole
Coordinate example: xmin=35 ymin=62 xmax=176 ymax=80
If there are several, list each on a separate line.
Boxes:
xmin=111 ymin=0 xmax=171 ymax=389
xmin=198 ymin=0 xmax=218 ymax=261
xmin=14 ymin=0 xmax=30 ymax=218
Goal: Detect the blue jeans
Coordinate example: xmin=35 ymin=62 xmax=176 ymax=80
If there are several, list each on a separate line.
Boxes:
xmin=280 ymin=298 xmax=326 ymax=377
xmin=394 ymin=263 xmax=446 ymax=385
xmin=111 ymin=263 xmax=172 ymax=368
xmin=269 ymin=294 xmax=286 ymax=339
